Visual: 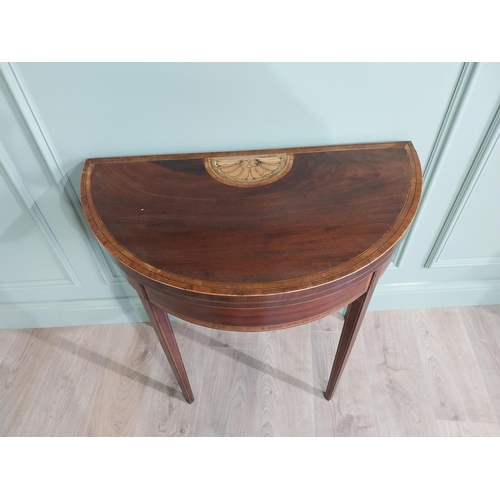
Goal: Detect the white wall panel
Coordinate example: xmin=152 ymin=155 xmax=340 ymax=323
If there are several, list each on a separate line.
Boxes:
xmin=0 ymin=166 xmax=68 ymax=286
xmin=439 ymin=130 xmax=500 ymax=263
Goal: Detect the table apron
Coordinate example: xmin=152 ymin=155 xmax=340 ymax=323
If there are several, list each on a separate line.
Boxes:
xmin=129 ymin=275 xmax=370 ymax=332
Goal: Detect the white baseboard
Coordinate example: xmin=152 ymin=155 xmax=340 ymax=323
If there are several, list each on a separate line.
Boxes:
xmin=1 ymin=280 xmax=499 ymax=329
xmin=0 ymin=297 xmax=148 ymax=329
xmin=371 ymin=279 xmax=500 ymax=310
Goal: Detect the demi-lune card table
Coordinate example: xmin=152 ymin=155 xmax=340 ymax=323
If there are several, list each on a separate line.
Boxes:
xmin=81 ymin=142 xmax=422 ymax=404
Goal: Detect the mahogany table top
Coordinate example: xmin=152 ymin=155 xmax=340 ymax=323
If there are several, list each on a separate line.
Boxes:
xmin=81 ymin=142 xmax=421 ymax=296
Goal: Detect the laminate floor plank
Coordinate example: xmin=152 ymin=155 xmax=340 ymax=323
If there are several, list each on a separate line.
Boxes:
xmin=413 ymin=308 xmax=496 ymax=424
xmin=196 ymin=324 xmax=315 ymax=436
xmin=225 ymin=348 xmax=259 ymax=437
xmin=209 ymin=329 xmax=235 ymax=349
xmin=436 ymin=419 xmax=500 ymax=437
xmin=77 ymin=323 xmax=156 ymax=437
xmin=312 ymin=313 xmax=376 ymax=437
xmin=0 ymin=329 xmax=25 ymax=364
xmin=135 ymin=321 xmax=210 ymax=436
xmin=460 ymin=305 xmax=500 ymax=423
xmin=3 ymin=306 xmax=499 ymax=437
xmin=209 ymin=328 xmax=260 ymax=350
xmin=20 ymin=324 xmax=112 ymax=437
xmin=310 ymin=313 xmax=344 ymax=333
xmin=312 ymin=329 xmax=377 ymax=437
xmin=194 ymin=345 xmax=257 ymax=436
xmin=0 ymin=327 xmax=65 ymax=436
xmin=362 ymin=310 xmax=439 ymax=436
xmin=253 ymin=326 xmax=315 ymax=437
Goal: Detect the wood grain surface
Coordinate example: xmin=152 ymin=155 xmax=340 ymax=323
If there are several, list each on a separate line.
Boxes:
xmin=77 ymin=323 xmax=156 ymax=437
xmin=195 ymin=345 xmax=257 ymax=436
xmin=0 ymin=328 xmax=65 ymax=436
xmin=0 ymin=329 xmax=23 ymax=364
xmin=209 ymin=328 xmax=260 ymax=350
xmin=413 ymin=308 xmax=495 ymax=423
xmin=436 ymin=420 xmax=500 ymax=437
xmin=362 ymin=310 xmax=439 ymax=436
xmin=20 ymin=325 xmax=111 ymax=436
xmin=312 ymin=317 xmax=377 ymax=436
xmin=134 ymin=321 xmax=210 ymax=437
xmin=459 ymin=306 xmax=500 ymax=423
xmin=253 ymin=327 xmax=315 ymax=436
xmin=81 ymin=141 xmax=421 ymax=295
xmin=2 ymin=305 xmax=499 ymax=437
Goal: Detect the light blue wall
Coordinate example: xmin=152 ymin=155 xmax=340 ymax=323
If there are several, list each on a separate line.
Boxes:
xmin=1 ymin=62 xmax=499 ymax=328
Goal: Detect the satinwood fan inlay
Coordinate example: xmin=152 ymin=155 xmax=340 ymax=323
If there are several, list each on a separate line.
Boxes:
xmin=204 ymin=154 xmax=293 ymax=187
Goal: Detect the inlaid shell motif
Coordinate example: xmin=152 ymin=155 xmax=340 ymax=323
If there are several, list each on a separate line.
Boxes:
xmin=204 ymin=154 xmax=294 ymax=187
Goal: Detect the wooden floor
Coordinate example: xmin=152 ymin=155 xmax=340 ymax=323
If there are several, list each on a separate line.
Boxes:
xmin=1 ymin=306 xmax=499 ymax=437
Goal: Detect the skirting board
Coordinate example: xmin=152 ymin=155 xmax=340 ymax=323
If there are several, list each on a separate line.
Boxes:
xmin=370 ymin=280 xmax=500 ymax=310
xmin=1 ymin=280 xmax=500 ymax=329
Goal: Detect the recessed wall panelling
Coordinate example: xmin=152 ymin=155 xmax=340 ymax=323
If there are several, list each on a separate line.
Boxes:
xmin=383 ymin=63 xmax=500 ymax=282
xmin=0 ymin=167 xmax=68 ymax=286
xmin=0 ymin=71 xmax=53 ymax=200
xmin=0 ymin=64 xmax=138 ymax=311
xmin=392 ymin=62 xmax=477 ymax=269
xmin=1 ymin=62 xmax=500 ymax=328
xmin=1 ymin=63 xmax=141 ymax=286
xmin=439 ymin=132 xmax=500 ymax=263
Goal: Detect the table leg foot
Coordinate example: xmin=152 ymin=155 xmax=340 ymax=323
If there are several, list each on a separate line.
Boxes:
xmin=137 ymin=286 xmax=194 ymax=404
xmin=324 ymin=269 xmax=381 ymax=401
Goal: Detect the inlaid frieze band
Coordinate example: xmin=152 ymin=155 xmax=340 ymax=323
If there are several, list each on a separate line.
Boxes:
xmin=204 ymin=153 xmax=294 ymax=187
